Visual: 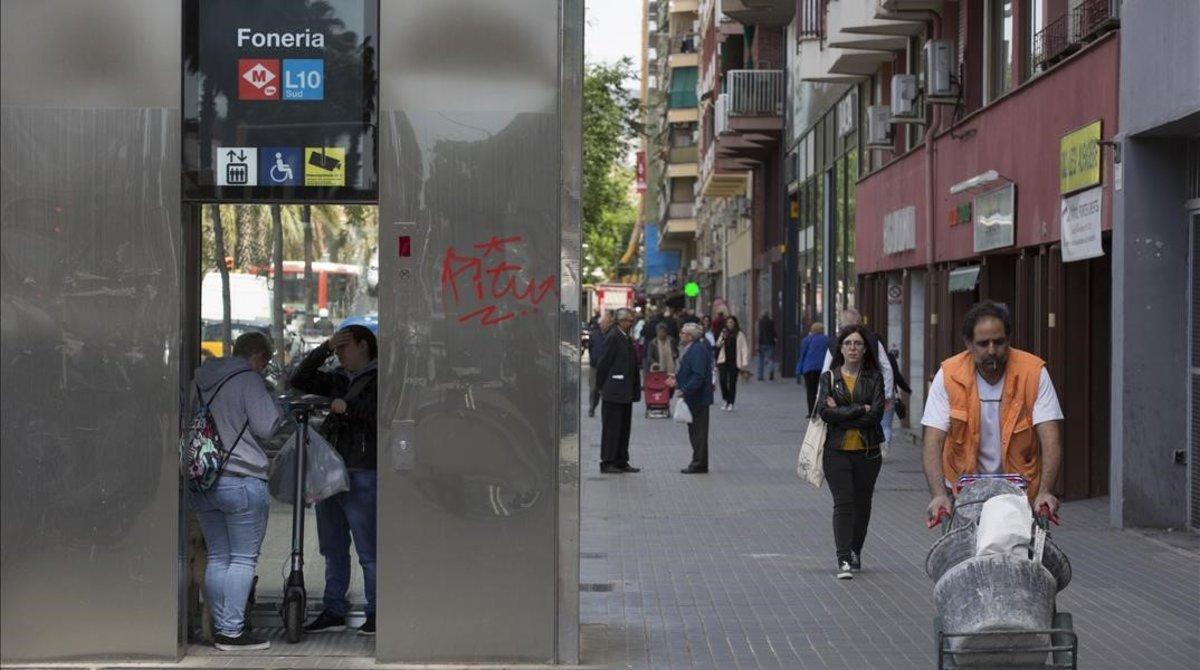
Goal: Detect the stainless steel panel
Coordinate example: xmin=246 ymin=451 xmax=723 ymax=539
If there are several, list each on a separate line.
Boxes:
xmin=0 ymin=108 xmax=182 ymax=662
xmin=556 ymin=0 xmax=584 ymax=664
xmin=1 ymin=0 xmax=180 ymax=109
xmin=376 ymin=0 xmax=574 ymax=662
xmin=1 ymin=0 xmax=182 ymax=662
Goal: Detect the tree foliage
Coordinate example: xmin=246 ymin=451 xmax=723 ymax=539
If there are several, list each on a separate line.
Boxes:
xmin=583 ymin=58 xmax=641 ymax=283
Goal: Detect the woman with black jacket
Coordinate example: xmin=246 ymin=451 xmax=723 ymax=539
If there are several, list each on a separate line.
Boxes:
xmin=817 ymin=324 xmax=886 ymax=580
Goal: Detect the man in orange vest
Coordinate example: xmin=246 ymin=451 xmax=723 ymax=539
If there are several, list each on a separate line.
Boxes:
xmin=921 ymin=301 xmax=1064 ymax=523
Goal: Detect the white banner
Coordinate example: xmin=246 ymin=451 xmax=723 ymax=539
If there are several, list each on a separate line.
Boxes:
xmin=1061 ymin=186 xmax=1104 ymax=263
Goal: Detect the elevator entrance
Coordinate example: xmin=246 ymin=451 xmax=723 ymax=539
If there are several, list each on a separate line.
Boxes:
xmin=1 ymin=0 xmax=581 ymax=665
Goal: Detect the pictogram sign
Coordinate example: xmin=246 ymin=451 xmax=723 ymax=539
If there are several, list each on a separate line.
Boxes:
xmin=238 ymin=59 xmax=280 ymax=100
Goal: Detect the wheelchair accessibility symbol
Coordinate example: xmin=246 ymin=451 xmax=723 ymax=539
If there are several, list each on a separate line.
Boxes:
xmin=259 ymin=147 xmax=301 ymax=186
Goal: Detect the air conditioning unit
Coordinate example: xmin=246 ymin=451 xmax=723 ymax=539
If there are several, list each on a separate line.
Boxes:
xmin=736 ymin=197 xmax=751 ymax=217
xmin=867 ymin=106 xmax=894 ymax=149
xmin=924 ymin=39 xmax=956 ymax=103
xmin=837 ymin=91 xmax=858 ymax=137
xmin=702 ymin=255 xmax=713 ymax=270
xmin=689 ymin=259 xmax=698 ymax=271
xmin=890 ymin=74 xmax=921 ymax=123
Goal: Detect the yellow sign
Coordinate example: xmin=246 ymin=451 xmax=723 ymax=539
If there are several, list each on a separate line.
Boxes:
xmin=304 ymin=147 xmax=346 ymax=186
xmin=1060 ymin=121 xmax=1101 ymax=194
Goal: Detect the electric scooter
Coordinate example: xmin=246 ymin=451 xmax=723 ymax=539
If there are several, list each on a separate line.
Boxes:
xmin=278 ymin=394 xmax=329 ymax=643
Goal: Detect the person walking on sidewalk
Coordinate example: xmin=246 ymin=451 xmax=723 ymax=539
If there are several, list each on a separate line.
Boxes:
xmin=290 ymin=325 xmax=380 ymax=636
xmin=921 ymin=301 xmax=1064 ymax=524
xmin=818 ymin=325 xmax=887 ymax=580
xmin=757 ymin=311 xmax=778 ymax=381
xmin=715 ymin=315 xmax=750 ymax=411
xmin=596 ymin=308 xmax=642 ymax=474
xmin=822 ymin=309 xmax=894 ymax=439
xmin=586 ymin=311 xmax=612 ymax=418
xmin=796 ymin=322 xmax=829 ymax=416
xmin=645 ymin=321 xmax=679 ymax=374
xmin=668 ymin=322 xmax=714 ymax=473
xmin=188 ymin=331 xmax=283 ymax=651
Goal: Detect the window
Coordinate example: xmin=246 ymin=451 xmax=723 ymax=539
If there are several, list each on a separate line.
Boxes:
xmin=988 ymin=0 xmax=1015 ymax=100
xmin=1023 ymin=0 xmax=1045 ymax=82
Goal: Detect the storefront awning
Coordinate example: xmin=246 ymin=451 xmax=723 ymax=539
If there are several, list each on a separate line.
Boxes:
xmin=948 ymin=265 xmax=981 ymax=293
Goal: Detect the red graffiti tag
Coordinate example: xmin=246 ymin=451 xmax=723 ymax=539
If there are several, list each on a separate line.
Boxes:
xmin=440 ymin=235 xmax=557 ymax=327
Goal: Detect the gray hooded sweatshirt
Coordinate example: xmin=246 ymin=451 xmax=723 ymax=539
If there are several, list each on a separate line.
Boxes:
xmin=191 ymin=357 xmax=282 ymax=480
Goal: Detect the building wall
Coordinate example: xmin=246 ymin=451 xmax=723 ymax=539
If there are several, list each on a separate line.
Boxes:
xmin=855 ymin=35 xmax=1120 ymax=274
xmin=1111 ymin=0 xmax=1200 ymax=528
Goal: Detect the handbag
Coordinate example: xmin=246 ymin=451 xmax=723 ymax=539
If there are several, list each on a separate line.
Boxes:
xmin=672 ymin=396 xmax=693 ymax=424
xmin=796 ymin=371 xmax=832 ymax=487
xmin=893 ymin=396 xmax=908 ymax=420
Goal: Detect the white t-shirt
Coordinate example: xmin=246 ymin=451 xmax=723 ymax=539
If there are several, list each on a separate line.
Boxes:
xmin=921 ymin=367 xmax=1063 ymax=474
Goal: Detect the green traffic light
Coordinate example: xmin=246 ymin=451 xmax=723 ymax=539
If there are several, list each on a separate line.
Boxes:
xmin=684 ymin=281 xmax=700 ymax=298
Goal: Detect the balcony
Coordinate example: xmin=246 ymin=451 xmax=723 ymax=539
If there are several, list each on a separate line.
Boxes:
xmin=797 ymin=0 xmax=826 ymax=41
xmin=669 ymin=0 xmax=700 ymax=13
xmin=669 ymin=145 xmax=699 ymax=164
xmin=721 ymin=0 xmax=794 ymax=27
xmin=798 ymin=0 xmax=922 ymax=82
xmin=1033 ymin=0 xmax=1119 ymax=71
xmin=699 ymin=142 xmax=750 ymax=198
xmin=667 ymin=202 xmax=697 ymax=219
xmin=713 ymin=71 xmax=785 ymax=143
xmin=668 ymin=32 xmax=700 ymax=68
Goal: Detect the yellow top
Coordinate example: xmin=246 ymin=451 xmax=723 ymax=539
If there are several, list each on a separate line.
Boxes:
xmin=840 ymin=372 xmax=864 ymax=451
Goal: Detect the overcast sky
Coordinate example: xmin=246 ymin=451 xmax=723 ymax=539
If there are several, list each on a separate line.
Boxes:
xmin=585 ymin=0 xmax=643 ymax=67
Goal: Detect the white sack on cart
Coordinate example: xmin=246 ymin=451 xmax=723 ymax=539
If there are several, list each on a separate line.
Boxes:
xmin=975 ymin=493 xmax=1033 ymax=558
xmin=269 ymin=429 xmax=350 ymax=505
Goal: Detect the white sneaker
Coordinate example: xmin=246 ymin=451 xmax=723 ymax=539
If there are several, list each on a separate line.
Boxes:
xmin=836 ymin=561 xmax=853 ymax=580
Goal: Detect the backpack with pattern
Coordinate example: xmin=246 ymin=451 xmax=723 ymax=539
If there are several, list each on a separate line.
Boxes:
xmin=180 ymin=370 xmax=250 ymax=493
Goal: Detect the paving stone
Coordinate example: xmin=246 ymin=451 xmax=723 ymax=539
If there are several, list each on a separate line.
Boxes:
xmin=579 ymin=376 xmax=1200 ymax=669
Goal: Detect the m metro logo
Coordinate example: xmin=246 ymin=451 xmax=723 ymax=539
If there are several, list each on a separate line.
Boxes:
xmin=238 ymin=59 xmax=280 ymax=100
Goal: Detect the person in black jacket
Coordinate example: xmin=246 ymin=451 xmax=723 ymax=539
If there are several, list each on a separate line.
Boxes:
xmin=595 ymin=308 xmax=641 ymax=474
xmin=288 ymin=325 xmax=379 ymax=636
xmin=817 ymin=324 xmax=886 ymax=580
xmin=586 ymin=311 xmax=612 ymax=418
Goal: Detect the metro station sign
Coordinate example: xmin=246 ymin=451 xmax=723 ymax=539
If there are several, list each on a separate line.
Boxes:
xmin=182 ymin=0 xmax=379 ymax=202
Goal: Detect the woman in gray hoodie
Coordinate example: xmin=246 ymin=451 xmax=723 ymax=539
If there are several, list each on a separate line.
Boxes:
xmin=188 ymin=332 xmax=281 ymax=651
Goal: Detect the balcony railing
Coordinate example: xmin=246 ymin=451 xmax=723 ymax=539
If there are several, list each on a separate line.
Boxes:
xmin=724 ymin=70 xmax=785 ymax=116
xmin=671 ymin=32 xmax=698 ymax=54
xmin=669 ymin=89 xmax=699 ymax=108
xmin=669 ymin=145 xmax=699 ymax=164
xmin=668 ymin=202 xmax=696 ymax=219
xmin=797 ymin=0 xmax=826 ymax=41
xmin=1033 ymin=0 xmax=1118 ymax=70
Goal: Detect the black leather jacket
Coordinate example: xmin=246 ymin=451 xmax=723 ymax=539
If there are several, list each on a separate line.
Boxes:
xmin=816 ymin=367 xmax=887 ymax=450
xmin=290 ymin=343 xmax=378 ymax=470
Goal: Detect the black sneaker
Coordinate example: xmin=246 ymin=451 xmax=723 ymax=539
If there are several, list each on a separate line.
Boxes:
xmin=304 ymin=610 xmax=347 ymax=633
xmin=358 ymin=614 xmax=376 ymax=636
xmin=214 ymin=631 xmax=270 ymax=651
xmin=850 ymin=551 xmax=862 ymax=572
xmin=836 ymin=561 xmax=853 ymax=580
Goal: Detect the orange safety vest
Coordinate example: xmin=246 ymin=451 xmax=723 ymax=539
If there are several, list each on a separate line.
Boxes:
xmin=940 ymin=348 xmax=1046 ymax=500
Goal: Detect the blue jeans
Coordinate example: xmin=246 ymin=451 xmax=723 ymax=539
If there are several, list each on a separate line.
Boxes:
xmin=757 ymin=345 xmax=776 ymax=380
xmin=882 ymin=404 xmax=895 ymax=445
xmin=316 ymin=469 xmax=377 ymax=616
xmin=189 ymin=475 xmax=270 ymax=637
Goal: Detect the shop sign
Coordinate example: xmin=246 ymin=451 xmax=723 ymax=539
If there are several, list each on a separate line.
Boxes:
xmin=1060 ymin=186 xmax=1104 ymax=262
xmin=886 ymin=283 xmax=903 ymax=305
xmin=973 ymin=184 xmax=1015 ymax=253
xmin=883 ymin=205 xmax=916 ymax=255
xmin=184 ymin=0 xmax=378 ymax=202
xmin=1060 ymin=120 xmax=1102 ymax=194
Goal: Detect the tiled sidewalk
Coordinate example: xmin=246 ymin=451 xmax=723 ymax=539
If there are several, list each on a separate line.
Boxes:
xmin=579 ymin=377 xmax=1200 ymax=669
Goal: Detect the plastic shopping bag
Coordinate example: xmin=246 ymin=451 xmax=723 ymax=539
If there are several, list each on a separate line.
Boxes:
xmin=795 ymin=417 xmax=827 ymax=487
xmin=269 ymin=429 xmax=350 ymax=505
xmin=672 ymin=397 xmax=693 ymax=424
